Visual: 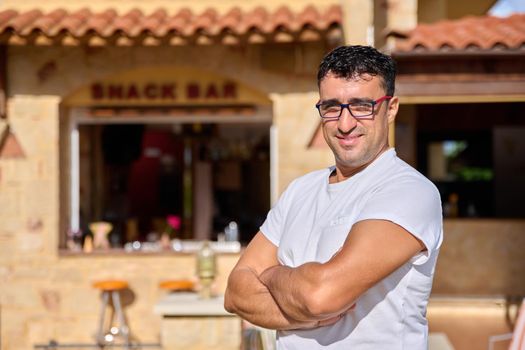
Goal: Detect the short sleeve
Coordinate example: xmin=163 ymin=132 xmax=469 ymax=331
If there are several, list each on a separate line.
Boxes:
xmin=259 ymin=179 xmax=297 ymax=247
xmin=355 ymin=175 xmax=443 ymax=265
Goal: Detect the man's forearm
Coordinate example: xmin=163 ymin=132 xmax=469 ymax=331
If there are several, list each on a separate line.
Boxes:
xmin=224 ymin=266 xmax=317 ymax=330
xmin=260 ymin=263 xmax=346 ymax=321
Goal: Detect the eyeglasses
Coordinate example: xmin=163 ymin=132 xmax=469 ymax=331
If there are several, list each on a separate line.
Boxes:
xmin=315 ymin=95 xmax=392 ymax=119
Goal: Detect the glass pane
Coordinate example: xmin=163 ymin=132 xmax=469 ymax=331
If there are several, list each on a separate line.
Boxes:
xmin=78 ymin=122 xmax=271 ymax=248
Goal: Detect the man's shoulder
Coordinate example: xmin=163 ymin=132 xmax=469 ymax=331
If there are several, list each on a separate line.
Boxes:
xmin=372 ymin=156 xmax=442 ymax=205
xmin=364 ymin=153 xmax=440 ymax=202
xmin=287 ymin=167 xmax=331 ymax=186
xmin=299 ymin=167 xmax=332 ymax=181
xmin=391 ymin=156 xmax=438 ymax=190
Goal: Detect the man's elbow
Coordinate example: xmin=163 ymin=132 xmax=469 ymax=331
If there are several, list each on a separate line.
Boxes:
xmin=302 ymin=287 xmax=331 ymax=317
xmin=297 ymin=267 xmax=341 ymax=317
xmin=223 ymin=288 xmax=237 ymax=314
xmin=303 ymin=286 xmax=353 ymax=317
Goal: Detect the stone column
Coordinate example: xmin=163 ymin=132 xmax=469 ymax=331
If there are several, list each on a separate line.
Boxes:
xmin=270 ymin=92 xmax=333 ymax=195
xmin=0 ymin=95 xmax=61 ymax=260
xmin=340 ymin=0 xmax=374 ymax=45
xmin=378 ymin=0 xmax=418 ymax=50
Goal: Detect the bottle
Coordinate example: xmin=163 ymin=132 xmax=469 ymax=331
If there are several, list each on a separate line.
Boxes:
xmin=224 ymin=221 xmax=239 ymax=242
xmin=196 ymin=241 xmax=216 ymax=299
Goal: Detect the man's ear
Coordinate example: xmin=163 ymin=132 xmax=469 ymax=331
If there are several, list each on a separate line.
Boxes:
xmin=386 ymin=96 xmax=399 ymax=124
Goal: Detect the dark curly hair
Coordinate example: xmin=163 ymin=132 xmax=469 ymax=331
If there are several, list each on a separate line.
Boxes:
xmin=317 ymin=45 xmax=396 ymax=96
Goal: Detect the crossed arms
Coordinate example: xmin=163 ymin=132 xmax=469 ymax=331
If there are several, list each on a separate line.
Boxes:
xmin=224 ymin=219 xmax=425 ymax=330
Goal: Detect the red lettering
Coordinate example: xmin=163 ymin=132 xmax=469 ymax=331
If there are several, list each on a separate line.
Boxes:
xmin=108 ymin=85 xmax=123 ymax=99
xmin=126 ymin=85 xmax=139 ymax=99
xmin=94 ymin=82 xmax=235 ymax=100
xmin=161 ymin=84 xmax=176 ymax=99
xmin=187 ymin=83 xmax=200 ymax=99
xmin=205 ymin=84 xmax=219 ymax=98
xmin=144 ymin=84 xmax=157 ymax=99
xmin=91 ymin=83 xmax=104 ymax=99
xmin=223 ymin=82 xmax=237 ymax=98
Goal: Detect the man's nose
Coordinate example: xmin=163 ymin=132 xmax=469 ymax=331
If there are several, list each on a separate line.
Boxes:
xmin=337 ymin=107 xmax=357 ymax=133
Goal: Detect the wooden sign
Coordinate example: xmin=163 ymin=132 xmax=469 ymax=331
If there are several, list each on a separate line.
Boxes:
xmin=64 ymin=66 xmax=271 ymax=107
xmin=90 ymin=82 xmax=237 ymax=101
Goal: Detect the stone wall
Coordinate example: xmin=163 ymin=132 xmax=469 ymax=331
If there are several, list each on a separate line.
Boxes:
xmin=434 ymin=219 xmax=525 ymax=296
xmin=427 ymin=219 xmax=525 ymax=350
xmin=0 ymin=252 xmax=239 ymax=349
xmin=271 ymin=92 xmax=334 ymax=194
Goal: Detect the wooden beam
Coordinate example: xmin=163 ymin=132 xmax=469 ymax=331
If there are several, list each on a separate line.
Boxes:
xmin=397 ymin=80 xmax=525 ymax=98
xmin=0 ymin=45 xmax=6 ymax=119
xmin=398 ymin=94 xmax=525 ymax=104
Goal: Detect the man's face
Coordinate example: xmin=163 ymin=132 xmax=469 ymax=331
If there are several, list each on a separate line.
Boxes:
xmin=319 ymin=72 xmax=398 ymax=175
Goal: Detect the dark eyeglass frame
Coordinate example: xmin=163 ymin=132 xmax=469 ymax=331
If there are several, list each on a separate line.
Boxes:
xmin=315 ymin=95 xmax=392 ymax=119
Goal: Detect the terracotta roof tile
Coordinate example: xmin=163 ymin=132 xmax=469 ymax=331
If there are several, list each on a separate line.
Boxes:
xmin=85 ymin=9 xmax=117 ymax=37
xmin=0 ymin=5 xmax=342 ymax=46
xmin=0 ymin=9 xmax=16 ymax=24
xmin=390 ymin=14 xmax=525 ymax=53
xmin=31 ymin=9 xmax=66 ymax=34
xmin=241 ymin=7 xmax=268 ymax=33
xmin=324 ymin=5 xmax=343 ymax=28
xmin=61 ymin=8 xmax=90 ymax=36
xmin=145 ymin=9 xmax=169 ymax=36
xmin=271 ymin=6 xmax=295 ymax=32
xmin=188 ymin=9 xmax=211 ymax=34
xmin=113 ymin=9 xmax=143 ymax=36
xmin=13 ymin=9 xmax=42 ymax=34
xmin=219 ymin=7 xmax=242 ymax=32
xmin=167 ymin=8 xmax=192 ymax=35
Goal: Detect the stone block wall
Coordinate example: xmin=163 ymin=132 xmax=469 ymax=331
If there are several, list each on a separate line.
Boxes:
xmin=271 ymin=92 xmax=333 ymax=194
xmin=434 ymin=219 xmax=525 ymax=296
xmin=0 ymin=252 xmax=239 ymax=349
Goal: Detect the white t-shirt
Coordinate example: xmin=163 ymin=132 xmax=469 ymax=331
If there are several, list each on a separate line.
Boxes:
xmin=260 ymin=148 xmax=443 ymax=349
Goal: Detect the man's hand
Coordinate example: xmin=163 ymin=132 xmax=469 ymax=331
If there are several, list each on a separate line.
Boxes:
xmin=259 ymin=263 xmax=351 ymax=322
xmin=225 ymin=232 xmax=329 ymax=330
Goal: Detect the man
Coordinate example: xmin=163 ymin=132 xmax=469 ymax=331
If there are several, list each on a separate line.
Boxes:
xmin=224 ymin=45 xmax=443 ymax=349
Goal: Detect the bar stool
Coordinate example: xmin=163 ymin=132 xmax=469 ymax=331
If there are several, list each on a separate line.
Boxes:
xmin=159 ymin=279 xmax=195 ymax=292
xmin=93 ymin=280 xmax=131 ymax=347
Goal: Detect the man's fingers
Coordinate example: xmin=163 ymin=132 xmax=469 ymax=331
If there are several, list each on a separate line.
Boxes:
xmin=313 ymin=303 xmax=357 ymax=328
xmin=317 ymin=316 xmax=340 ymax=327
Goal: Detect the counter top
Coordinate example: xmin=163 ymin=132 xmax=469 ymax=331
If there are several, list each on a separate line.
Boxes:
xmin=154 ymin=292 xmax=234 ymax=316
xmin=59 ymin=240 xmax=242 ymax=257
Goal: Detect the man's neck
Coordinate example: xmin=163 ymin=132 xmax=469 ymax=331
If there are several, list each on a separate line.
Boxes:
xmin=330 ymin=147 xmax=391 ymax=184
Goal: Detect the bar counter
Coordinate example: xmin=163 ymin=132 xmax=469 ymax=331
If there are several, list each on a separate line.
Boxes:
xmin=154 ymin=292 xmax=241 ymax=350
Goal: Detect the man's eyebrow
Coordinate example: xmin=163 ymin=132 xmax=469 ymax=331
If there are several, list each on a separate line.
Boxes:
xmin=319 ymin=97 xmax=373 ymax=104
xmin=319 ymin=98 xmax=341 ymax=105
xmin=347 ymin=97 xmax=374 ymax=103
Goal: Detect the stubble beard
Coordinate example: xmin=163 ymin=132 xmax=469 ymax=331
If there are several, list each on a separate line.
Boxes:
xmin=332 ymin=138 xmax=389 ymax=177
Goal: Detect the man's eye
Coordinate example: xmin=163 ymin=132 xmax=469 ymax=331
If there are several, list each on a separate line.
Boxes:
xmin=320 ymin=102 xmax=340 ymax=109
xmin=351 ymin=103 xmax=372 ymax=112
xmin=322 ymin=105 xmax=340 ymax=112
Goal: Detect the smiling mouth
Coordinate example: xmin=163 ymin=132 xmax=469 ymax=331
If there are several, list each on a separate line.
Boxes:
xmin=336 ymin=134 xmax=362 ymax=146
